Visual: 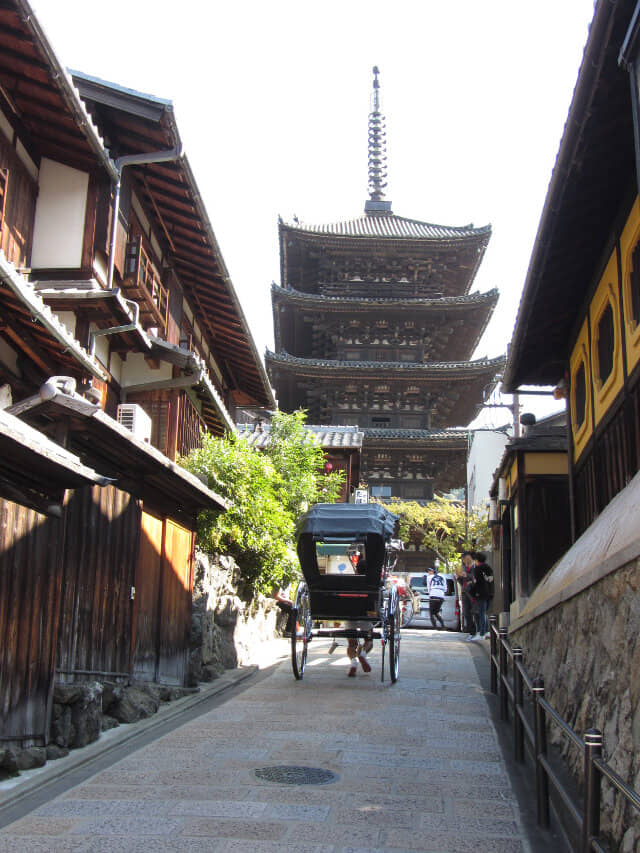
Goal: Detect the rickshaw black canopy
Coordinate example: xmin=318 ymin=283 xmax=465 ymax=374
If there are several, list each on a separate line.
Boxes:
xmin=296 ymin=503 xmax=398 ymax=540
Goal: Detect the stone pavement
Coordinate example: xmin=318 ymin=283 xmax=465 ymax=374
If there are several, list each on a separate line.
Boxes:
xmin=0 ymin=630 xmax=562 ymax=852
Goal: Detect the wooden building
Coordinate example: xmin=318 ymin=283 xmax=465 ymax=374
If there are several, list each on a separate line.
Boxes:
xmin=0 ymin=0 xmax=267 ymax=748
xmin=266 ymin=68 xmax=504 ymax=518
xmin=488 ymin=412 xmax=570 ymax=618
xmin=497 ymin=1 xmax=640 ymax=843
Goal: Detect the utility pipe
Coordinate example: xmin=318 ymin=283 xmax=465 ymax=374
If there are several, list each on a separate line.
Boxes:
xmin=107 ymin=146 xmax=182 ymax=291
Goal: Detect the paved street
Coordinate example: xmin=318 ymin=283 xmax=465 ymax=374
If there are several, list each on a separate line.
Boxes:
xmin=0 ymin=631 xmax=564 ymax=852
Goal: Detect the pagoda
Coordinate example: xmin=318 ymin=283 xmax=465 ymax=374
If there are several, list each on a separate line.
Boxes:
xmin=266 ymin=67 xmax=504 ymax=506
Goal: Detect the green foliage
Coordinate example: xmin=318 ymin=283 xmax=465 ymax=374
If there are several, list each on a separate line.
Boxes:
xmin=383 ymin=496 xmax=490 ymax=570
xmin=179 ymin=411 xmax=344 ymax=595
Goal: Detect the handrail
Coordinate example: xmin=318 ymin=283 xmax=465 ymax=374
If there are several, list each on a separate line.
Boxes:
xmin=488 ymin=615 xmax=640 ymax=852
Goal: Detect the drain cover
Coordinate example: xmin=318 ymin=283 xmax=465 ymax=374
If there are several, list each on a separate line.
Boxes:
xmin=254 ymin=765 xmax=338 ymax=785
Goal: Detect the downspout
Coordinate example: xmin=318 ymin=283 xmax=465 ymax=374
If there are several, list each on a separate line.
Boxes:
xmin=107 ymin=147 xmax=183 ymax=290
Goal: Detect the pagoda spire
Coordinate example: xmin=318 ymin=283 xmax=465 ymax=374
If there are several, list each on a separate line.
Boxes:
xmin=365 ymin=65 xmax=392 ymax=214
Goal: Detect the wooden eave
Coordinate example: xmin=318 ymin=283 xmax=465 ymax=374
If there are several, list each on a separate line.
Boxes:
xmin=503 ymin=0 xmax=636 ymax=391
xmin=0 ymin=406 xmax=102 ymax=514
xmin=8 ymin=391 xmax=228 ymax=523
xmin=0 ymin=2 xmax=116 ymax=178
xmin=72 ymin=72 xmax=274 ymax=410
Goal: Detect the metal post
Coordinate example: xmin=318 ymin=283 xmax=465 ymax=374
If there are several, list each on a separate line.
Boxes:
xmin=582 ymin=728 xmax=603 ymax=853
xmin=513 ymin=646 xmax=524 ymax=762
xmin=533 ymin=677 xmax=549 ymax=828
xmin=489 ymin=615 xmax=498 ymax=694
xmin=499 ymin=626 xmax=509 ymax=722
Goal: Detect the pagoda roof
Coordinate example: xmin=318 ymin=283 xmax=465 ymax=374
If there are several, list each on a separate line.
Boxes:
xmin=271 ymin=283 xmax=498 ymax=310
xmin=266 ymin=350 xmax=505 ymax=378
xmin=279 ymin=213 xmax=491 ymax=243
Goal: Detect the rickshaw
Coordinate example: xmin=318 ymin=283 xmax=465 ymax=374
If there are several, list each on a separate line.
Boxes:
xmin=291 ymin=502 xmax=403 ymax=683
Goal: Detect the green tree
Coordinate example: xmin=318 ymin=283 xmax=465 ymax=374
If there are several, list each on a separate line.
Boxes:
xmin=383 ymin=496 xmax=490 ymax=570
xmin=179 ymin=411 xmax=344 ymax=595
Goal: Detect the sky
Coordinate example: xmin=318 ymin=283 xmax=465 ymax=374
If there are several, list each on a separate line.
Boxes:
xmin=30 ymin=0 xmax=596 ymax=427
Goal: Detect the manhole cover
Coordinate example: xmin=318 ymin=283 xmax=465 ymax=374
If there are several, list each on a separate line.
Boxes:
xmin=254 ymin=765 xmax=338 ymax=785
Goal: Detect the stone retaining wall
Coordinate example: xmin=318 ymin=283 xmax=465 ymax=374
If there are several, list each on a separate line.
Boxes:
xmin=510 ymin=557 xmax=640 ymax=850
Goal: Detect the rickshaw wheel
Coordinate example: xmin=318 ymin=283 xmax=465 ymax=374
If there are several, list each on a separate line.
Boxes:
xmin=291 ymin=582 xmax=311 ymax=680
xmin=388 ymin=586 xmax=401 ymax=683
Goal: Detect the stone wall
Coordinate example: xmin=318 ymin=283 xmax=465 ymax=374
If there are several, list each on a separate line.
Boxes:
xmin=188 ymin=550 xmax=286 ymax=684
xmin=510 ymin=557 xmax=640 ymax=850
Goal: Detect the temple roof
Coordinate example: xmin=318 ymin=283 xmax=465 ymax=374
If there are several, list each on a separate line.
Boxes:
xmin=236 ymin=423 xmax=363 ymax=450
xmin=279 ymin=213 xmax=491 ymax=243
xmin=271 ymin=283 xmax=498 ymax=309
xmin=362 ymin=428 xmax=469 ymax=444
xmin=266 ymin=350 xmax=505 ymax=376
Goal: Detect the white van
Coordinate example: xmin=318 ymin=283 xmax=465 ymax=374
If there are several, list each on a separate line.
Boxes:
xmin=407 ymin=571 xmax=461 ymax=631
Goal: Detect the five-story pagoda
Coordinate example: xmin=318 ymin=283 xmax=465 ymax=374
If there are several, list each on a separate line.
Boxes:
xmin=266 ymin=67 xmax=504 ymax=503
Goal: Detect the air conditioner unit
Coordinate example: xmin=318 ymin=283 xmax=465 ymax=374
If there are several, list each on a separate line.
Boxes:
xmin=117 ymin=403 xmax=152 ymax=443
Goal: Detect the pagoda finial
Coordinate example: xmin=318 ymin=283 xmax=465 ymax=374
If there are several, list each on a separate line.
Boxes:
xmin=365 ymin=65 xmax=392 ymax=214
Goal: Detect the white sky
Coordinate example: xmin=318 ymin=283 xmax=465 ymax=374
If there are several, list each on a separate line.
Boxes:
xmin=31 ymin=0 xmax=595 ymax=426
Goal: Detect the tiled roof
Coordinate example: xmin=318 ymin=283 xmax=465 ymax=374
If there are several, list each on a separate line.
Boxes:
xmin=280 ymin=213 xmax=491 ymax=242
xmin=362 ymin=428 xmax=469 ymax=443
xmin=266 ymin=350 xmax=505 ymax=375
xmin=236 ymin=423 xmax=363 ymax=450
xmin=271 ymin=283 xmax=499 ymax=308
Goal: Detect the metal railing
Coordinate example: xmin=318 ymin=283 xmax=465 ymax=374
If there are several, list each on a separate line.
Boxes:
xmin=488 ymin=615 xmax=640 ymax=852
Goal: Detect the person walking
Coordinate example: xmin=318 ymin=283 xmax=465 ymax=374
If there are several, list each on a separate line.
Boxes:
xmin=427 ymin=566 xmax=446 ymax=629
xmin=473 ymin=551 xmax=494 ymax=639
xmin=458 ymin=550 xmax=478 ymax=641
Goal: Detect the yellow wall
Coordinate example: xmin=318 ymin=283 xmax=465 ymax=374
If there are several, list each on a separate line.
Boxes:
xmin=620 ymin=198 xmax=640 ymax=374
xmin=523 ymin=452 xmax=569 ymax=476
xmin=570 ymin=317 xmax=593 ymax=462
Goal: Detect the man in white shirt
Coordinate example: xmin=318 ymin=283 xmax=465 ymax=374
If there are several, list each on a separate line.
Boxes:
xmin=427 ymin=567 xmax=446 ymax=629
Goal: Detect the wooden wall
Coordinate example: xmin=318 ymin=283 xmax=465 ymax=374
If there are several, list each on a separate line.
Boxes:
xmin=0 ymin=500 xmax=63 ymax=746
xmin=56 ymin=485 xmax=140 ymax=682
xmin=0 ymin=132 xmax=37 ymax=269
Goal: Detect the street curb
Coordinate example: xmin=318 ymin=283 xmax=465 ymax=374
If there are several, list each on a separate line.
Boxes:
xmin=0 ymin=665 xmax=258 ymax=811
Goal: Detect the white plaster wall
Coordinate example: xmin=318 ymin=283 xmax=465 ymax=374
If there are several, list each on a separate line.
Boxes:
xmin=467 ymin=430 xmax=509 ymax=509
xmin=110 ymin=352 xmax=123 ymax=385
xmin=55 ymin=311 xmax=77 ymax=338
xmin=31 ymin=158 xmax=88 ymax=269
xmin=120 ymin=352 xmax=173 ymax=386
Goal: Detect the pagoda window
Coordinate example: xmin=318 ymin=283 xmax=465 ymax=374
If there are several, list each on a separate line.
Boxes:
xmin=400 ymin=351 xmax=416 ymax=362
xmin=375 ymin=452 xmax=392 ymax=462
xmin=375 ymin=384 xmax=390 ymax=393
xmin=374 ymin=349 xmax=388 ymax=361
xmin=406 ymin=385 xmax=420 ymax=395
xmin=345 ymin=350 xmax=361 ymax=360
xmin=372 ymin=416 xmax=391 ymax=427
